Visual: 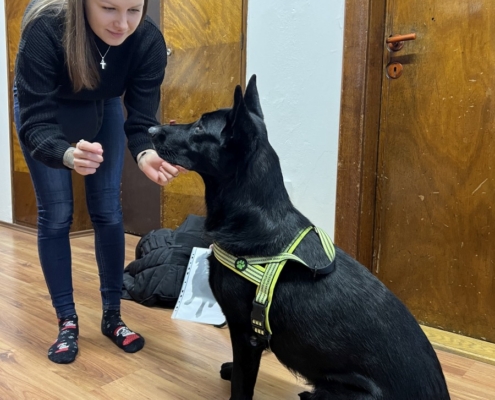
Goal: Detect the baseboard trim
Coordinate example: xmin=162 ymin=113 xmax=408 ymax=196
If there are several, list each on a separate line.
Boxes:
xmin=0 ymin=221 xmax=94 ymax=238
xmin=422 ymin=325 xmax=495 ymax=366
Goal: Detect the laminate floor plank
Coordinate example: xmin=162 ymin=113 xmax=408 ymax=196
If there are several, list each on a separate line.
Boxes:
xmin=0 ymin=226 xmax=493 ymax=399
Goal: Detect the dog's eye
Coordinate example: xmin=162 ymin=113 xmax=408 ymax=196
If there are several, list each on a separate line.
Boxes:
xmin=195 ymin=126 xmax=203 ymax=134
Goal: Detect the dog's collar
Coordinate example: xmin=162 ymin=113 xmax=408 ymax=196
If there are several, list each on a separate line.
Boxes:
xmin=212 ymin=226 xmax=336 ymax=340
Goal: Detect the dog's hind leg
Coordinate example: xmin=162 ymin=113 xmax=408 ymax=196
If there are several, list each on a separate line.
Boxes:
xmin=225 ymin=325 xmax=265 ymax=400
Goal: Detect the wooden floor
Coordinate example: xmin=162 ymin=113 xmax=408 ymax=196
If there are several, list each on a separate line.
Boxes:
xmin=0 ymin=225 xmax=494 ymax=399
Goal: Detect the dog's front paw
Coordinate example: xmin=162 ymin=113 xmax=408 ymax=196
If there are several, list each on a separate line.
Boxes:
xmin=220 ymin=362 xmax=233 ymax=381
xmin=298 ymin=391 xmax=313 ymax=400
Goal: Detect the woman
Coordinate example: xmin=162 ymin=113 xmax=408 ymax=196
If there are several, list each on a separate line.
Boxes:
xmin=14 ymin=0 xmax=177 ymax=364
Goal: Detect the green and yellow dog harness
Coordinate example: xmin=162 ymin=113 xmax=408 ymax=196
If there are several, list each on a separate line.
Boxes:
xmin=212 ymin=226 xmax=336 ymax=340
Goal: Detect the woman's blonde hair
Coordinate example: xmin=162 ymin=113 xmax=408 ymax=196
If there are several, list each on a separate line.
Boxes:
xmin=22 ymin=0 xmax=149 ymax=92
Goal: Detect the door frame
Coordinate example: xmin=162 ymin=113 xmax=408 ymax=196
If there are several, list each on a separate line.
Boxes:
xmin=335 ymin=0 xmax=386 ymax=269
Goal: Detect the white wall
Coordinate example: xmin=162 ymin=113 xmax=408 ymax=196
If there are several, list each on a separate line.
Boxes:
xmin=0 ymin=0 xmax=12 ymax=223
xmin=0 ymin=0 xmax=346 ymax=233
xmin=246 ymin=0 xmax=345 ymax=237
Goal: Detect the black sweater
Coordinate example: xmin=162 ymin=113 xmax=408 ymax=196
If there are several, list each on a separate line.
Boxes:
xmin=15 ymin=10 xmax=167 ymax=169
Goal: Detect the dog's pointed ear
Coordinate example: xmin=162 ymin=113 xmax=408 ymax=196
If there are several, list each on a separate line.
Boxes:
xmin=225 ymin=84 xmax=243 ymax=126
xmin=244 ymin=74 xmax=264 ymax=120
xmin=224 ymin=84 xmax=258 ymax=146
xmin=232 ymin=84 xmax=243 ymax=117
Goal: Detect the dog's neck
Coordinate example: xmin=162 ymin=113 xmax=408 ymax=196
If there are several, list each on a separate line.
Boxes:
xmin=203 ymin=143 xmax=311 ymax=256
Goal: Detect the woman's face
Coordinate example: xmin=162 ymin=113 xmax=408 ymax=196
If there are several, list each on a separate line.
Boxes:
xmin=85 ymin=0 xmax=145 ymax=46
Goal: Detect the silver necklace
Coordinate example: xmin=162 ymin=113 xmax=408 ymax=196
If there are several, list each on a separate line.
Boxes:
xmin=95 ymin=43 xmax=111 ymax=70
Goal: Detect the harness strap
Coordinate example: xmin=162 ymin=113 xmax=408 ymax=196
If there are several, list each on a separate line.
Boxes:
xmin=212 ymin=226 xmax=336 ymax=339
xmin=213 ymin=226 xmax=313 ymax=285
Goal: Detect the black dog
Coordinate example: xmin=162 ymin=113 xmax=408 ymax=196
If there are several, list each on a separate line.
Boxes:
xmin=149 ymin=75 xmax=450 ymax=400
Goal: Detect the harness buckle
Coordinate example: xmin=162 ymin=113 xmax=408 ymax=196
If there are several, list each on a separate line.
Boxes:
xmin=251 ymin=300 xmax=271 ymax=340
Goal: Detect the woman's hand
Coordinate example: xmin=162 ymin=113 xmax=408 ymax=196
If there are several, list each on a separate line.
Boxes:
xmin=137 ymin=149 xmax=184 ymax=186
xmin=73 ymin=140 xmax=104 ymax=175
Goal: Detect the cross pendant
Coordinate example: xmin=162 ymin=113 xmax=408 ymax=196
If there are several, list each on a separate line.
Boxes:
xmin=100 ymin=58 xmax=106 ymax=70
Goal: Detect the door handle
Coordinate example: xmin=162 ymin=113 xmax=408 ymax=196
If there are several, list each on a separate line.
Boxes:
xmin=386 ymin=33 xmax=416 ymax=52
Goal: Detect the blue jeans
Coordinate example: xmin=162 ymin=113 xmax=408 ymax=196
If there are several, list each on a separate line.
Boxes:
xmin=14 ymin=90 xmax=126 ymax=319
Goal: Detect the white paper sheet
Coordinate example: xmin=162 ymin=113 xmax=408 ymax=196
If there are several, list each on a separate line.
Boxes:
xmin=172 ymin=247 xmax=226 ymax=325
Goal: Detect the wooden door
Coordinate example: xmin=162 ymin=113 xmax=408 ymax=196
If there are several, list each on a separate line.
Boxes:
xmin=123 ymin=0 xmax=245 ymax=233
xmin=7 ymin=1 xmax=245 ymax=234
xmin=159 ymin=0 xmax=246 ymax=228
xmin=7 ymin=0 xmax=91 ymax=232
xmin=373 ymin=2 xmax=495 ymax=341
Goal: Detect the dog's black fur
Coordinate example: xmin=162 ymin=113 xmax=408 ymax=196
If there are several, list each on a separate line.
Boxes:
xmin=149 ymin=75 xmax=450 ymax=400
